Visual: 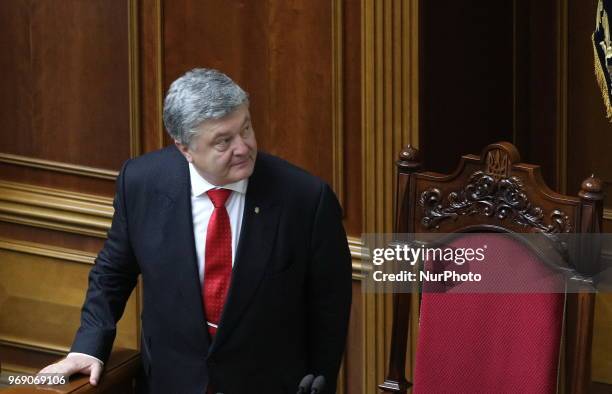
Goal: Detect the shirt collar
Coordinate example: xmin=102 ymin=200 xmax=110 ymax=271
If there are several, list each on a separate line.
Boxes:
xmin=188 ymin=162 xmax=248 ymax=197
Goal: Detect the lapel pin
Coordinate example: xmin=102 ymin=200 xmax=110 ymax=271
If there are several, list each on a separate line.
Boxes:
xmin=254 ymin=207 xmax=260 ymax=214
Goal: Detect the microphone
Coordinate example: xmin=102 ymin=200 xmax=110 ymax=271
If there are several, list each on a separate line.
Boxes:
xmin=310 ymin=375 xmax=326 ymax=394
xmin=297 ymin=374 xmax=314 ymax=394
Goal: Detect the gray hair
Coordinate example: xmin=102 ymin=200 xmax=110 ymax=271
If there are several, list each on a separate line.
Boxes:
xmin=163 ymin=68 xmax=249 ymax=146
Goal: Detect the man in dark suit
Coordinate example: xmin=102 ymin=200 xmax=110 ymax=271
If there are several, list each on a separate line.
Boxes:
xmin=39 ymin=68 xmax=352 ymax=393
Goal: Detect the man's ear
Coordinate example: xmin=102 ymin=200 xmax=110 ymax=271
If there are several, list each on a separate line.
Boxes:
xmin=174 ymin=140 xmax=192 ymax=162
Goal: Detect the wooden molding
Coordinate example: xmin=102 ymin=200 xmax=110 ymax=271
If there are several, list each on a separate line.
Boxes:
xmin=362 ymin=0 xmax=418 ymax=235
xmin=332 ymin=0 xmax=345 ymax=208
xmin=0 ymin=236 xmax=98 ymax=268
xmin=349 ymin=236 xmax=368 ymax=280
xmin=0 ymin=237 xmax=96 ymax=265
xmin=361 ymin=0 xmax=420 ymax=391
xmin=0 ymin=181 xmax=113 ymax=238
xmin=0 ymin=238 xmax=96 ymax=266
xmin=139 ymin=0 xmax=165 ymax=152
xmin=0 ymin=153 xmax=118 ymax=181
xmin=556 ymin=0 xmax=569 ymax=194
xmin=128 ymin=0 xmax=142 ymax=158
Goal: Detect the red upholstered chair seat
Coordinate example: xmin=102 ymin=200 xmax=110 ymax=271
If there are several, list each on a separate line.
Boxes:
xmin=414 ymin=235 xmax=565 ymax=394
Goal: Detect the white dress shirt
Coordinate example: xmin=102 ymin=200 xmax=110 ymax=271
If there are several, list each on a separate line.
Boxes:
xmin=188 ymin=162 xmax=247 ymax=282
xmin=69 ymin=162 xmax=248 ymax=365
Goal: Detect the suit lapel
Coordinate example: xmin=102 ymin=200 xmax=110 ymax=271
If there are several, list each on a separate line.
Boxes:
xmin=156 ymin=147 xmax=210 ymax=352
xmin=210 ymin=155 xmax=280 ymax=353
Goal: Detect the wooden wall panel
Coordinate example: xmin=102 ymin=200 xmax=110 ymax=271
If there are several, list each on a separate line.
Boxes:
xmin=0 ymin=0 xmax=130 ymax=170
xmin=513 ymin=0 xmax=564 ymax=190
xmin=342 ymin=0 xmax=362 ymax=236
xmin=419 ymin=0 xmax=514 ymax=175
xmin=163 ymin=0 xmax=334 ymax=186
xmin=0 ymin=0 xmax=131 ymax=193
xmin=0 ymin=241 xmax=138 ymax=352
xmin=0 ymin=1 xmax=31 ymax=148
xmin=360 ymin=1 xmax=422 ymax=391
xmin=139 ymin=0 xmax=165 ymax=153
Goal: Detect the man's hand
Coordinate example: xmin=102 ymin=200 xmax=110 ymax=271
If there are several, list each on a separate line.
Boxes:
xmin=38 ymin=353 xmax=104 ymax=386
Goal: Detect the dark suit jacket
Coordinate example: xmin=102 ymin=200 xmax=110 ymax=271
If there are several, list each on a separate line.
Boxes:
xmin=70 ymin=146 xmax=352 ymax=394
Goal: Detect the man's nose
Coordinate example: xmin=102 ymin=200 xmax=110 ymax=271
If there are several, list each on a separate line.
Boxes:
xmin=232 ymin=136 xmax=249 ymax=155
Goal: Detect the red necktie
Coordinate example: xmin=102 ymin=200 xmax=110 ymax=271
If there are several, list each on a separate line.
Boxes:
xmin=203 ymin=188 xmax=233 ymax=337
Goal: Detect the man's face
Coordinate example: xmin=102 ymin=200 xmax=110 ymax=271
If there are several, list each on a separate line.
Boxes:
xmin=175 ymin=104 xmax=257 ymax=186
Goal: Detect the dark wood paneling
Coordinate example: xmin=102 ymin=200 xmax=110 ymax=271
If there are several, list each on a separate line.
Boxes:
xmin=419 ymin=0 xmax=514 ymax=174
xmin=0 ymin=0 xmax=32 ymax=150
xmin=163 ymin=0 xmax=334 ymax=186
xmin=343 ymin=0 xmax=362 ymax=236
xmin=0 ymin=0 xmax=131 ymax=172
xmin=513 ymin=0 xmax=561 ymax=189
xmin=591 ymin=382 xmax=612 ymax=394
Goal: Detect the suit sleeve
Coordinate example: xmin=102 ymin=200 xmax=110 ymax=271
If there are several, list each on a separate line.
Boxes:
xmin=70 ymin=160 xmax=140 ymax=363
xmin=307 ymin=182 xmax=352 ymax=394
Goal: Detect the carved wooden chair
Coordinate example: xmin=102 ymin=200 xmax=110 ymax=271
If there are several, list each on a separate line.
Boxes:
xmin=379 ymin=142 xmax=603 ymax=394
